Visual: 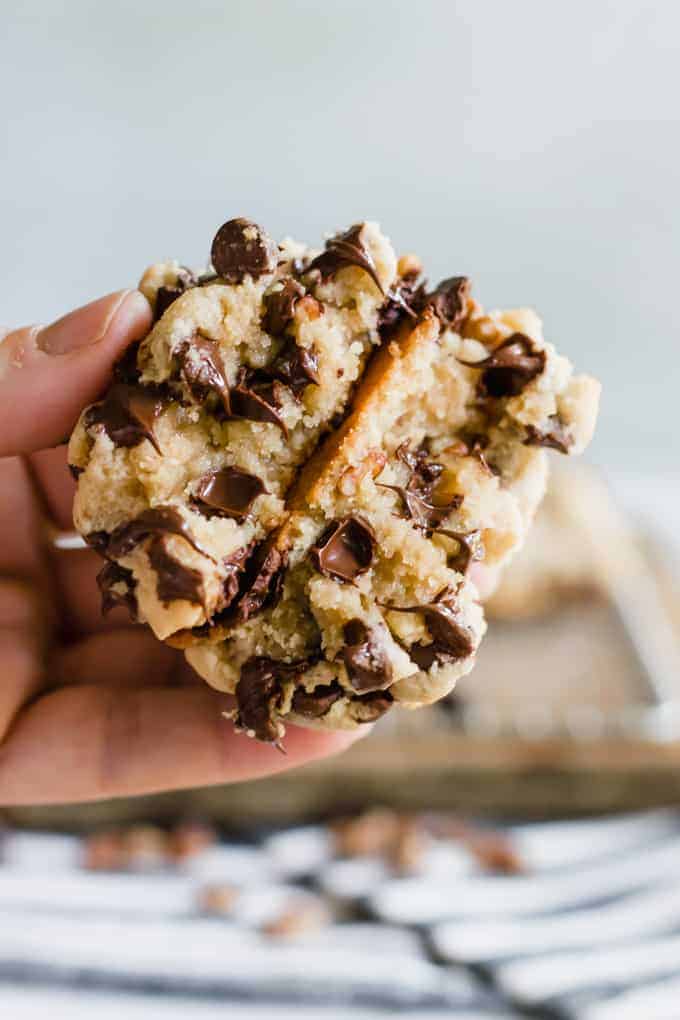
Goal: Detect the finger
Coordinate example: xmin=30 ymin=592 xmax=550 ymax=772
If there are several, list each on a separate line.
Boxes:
xmin=0 ymin=290 xmax=151 ymax=457
xmin=52 ymin=630 xmax=186 ymax=688
xmin=0 ymin=684 xmax=366 ymax=805
xmin=0 ymin=581 xmax=47 ymax=744
xmin=27 ymin=446 xmax=77 ymax=530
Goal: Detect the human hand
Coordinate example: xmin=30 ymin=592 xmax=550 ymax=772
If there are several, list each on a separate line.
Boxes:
xmin=0 ymin=292 xmax=364 ymax=806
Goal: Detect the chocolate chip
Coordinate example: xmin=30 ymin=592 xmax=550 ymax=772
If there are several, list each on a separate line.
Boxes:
xmin=85 ymin=531 xmax=111 ymax=556
xmin=262 ymin=279 xmax=305 ymax=335
xmin=96 ymin=561 xmax=137 ymax=618
xmin=378 ymin=443 xmax=462 ymax=530
xmin=232 ymin=532 xmax=288 ymax=623
xmin=210 ymin=218 xmax=278 ymax=284
xmin=310 ymin=516 xmax=376 ymax=582
xmin=460 ymin=334 xmax=546 ymax=398
xmin=148 ymin=535 xmax=205 ymax=608
xmin=86 ymin=383 xmax=165 ymax=454
xmin=352 ymin=689 xmax=394 ymax=722
xmin=432 ymin=529 xmax=484 ymax=575
xmin=342 ymin=619 xmax=393 ymax=692
xmin=235 ymin=656 xmax=309 ymax=743
xmin=291 ymin=682 xmax=344 ymax=719
xmin=408 ymin=643 xmax=439 ymax=671
xmin=378 ymin=275 xmax=425 ymax=339
xmin=270 ymin=343 xmax=320 ymax=398
xmin=194 ymin=467 xmax=267 ymax=522
xmin=229 ymin=372 xmax=288 ymax=434
xmin=385 ymin=587 xmax=475 ymax=666
xmin=177 ymin=336 xmax=231 ymax=413
xmin=154 ymin=267 xmax=197 ymax=322
xmin=524 ymin=416 xmax=573 ymax=454
xmin=424 ymin=276 xmax=471 ymax=332
xmin=68 ymin=464 xmax=84 ymax=480
xmin=106 ymin=506 xmax=214 ymax=562
xmin=306 ymin=223 xmax=384 ymax=295
xmin=221 ymin=542 xmax=255 ymax=611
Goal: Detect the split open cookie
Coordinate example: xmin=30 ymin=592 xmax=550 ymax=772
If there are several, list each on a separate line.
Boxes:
xmin=69 ymin=218 xmax=600 ymax=742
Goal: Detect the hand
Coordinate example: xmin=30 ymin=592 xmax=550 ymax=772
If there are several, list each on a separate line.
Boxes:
xmin=0 ymin=292 xmax=364 ymax=806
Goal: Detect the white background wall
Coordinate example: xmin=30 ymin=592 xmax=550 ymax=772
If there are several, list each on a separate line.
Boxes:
xmin=2 ymin=1 xmax=678 ymax=471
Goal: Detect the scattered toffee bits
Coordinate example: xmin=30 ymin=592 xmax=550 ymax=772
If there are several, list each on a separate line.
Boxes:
xmin=86 ymin=383 xmax=165 ymax=454
xmin=424 ymin=276 xmax=471 ymax=333
xmin=262 ymin=279 xmax=305 ymax=336
xmin=460 ymin=334 xmax=546 ymax=398
xmin=148 ymin=535 xmax=205 ymax=608
xmin=96 ymin=561 xmax=137 ymax=618
xmin=210 ymin=218 xmax=278 ymax=284
xmin=342 ymin=620 xmax=393 ymax=692
xmin=177 ymin=336 xmax=231 ymax=413
xmin=106 ymin=506 xmax=214 ymax=562
xmin=154 ymin=267 xmax=197 ymax=323
xmin=524 ymin=416 xmax=573 ymax=454
xmin=310 ymin=516 xmax=375 ymax=582
xmin=229 ymin=371 xmax=288 ymax=434
xmin=306 ymin=223 xmax=384 ymax=295
xmin=291 ymin=682 xmax=344 ymax=720
xmin=385 ymin=587 xmax=475 ymax=666
xmin=194 ymin=467 xmax=267 ymax=522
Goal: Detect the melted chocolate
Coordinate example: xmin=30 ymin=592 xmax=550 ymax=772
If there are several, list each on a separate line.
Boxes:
xmin=96 ymin=561 xmax=137 ymax=618
xmin=291 ymin=682 xmax=344 ymax=719
xmin=262 ymin=279 xmax=305 ymax=335
xmin=235 ymin=655 xmax=309 ymax=743
xmin=432 ymin=529 xmax=484 ymax=575
xmin=377 ymin=270 xmax=425 ymax=339
xmin=107 ymin=506 xmax=213 ymax=562
xmin=177 ymin=336 xmax=231 ymax=413
xmin=306 ymin=223 xmax=384 ymax=294
xmin=460 ymin=334 xmax=546 ymax=398
xmin=424 ymin=276 xmax=471 ymax=332
xmin=85 ymin=530 xmax=111 ymax=556
xmin=231 ymin=532 xmax=288 ymax=623
xmin=112 ymin=341 xmax=142 ymax=384
xmin=210 ymin=218 xmax=277 ymax=284
xmin=154 ymin=267 xmax=197 ymax=322
xmin=194 ymin=467 xmax=267 ymax=522
xmin=221 ymin=542 xmax=255 ymax=611
xmin=148 ymin=535 xmax=205 ymax=607
xmin=524 ymin=416 xmax=573 ymax=454
xmin=352 ymin=689 xmax=394 ymax=721
xmin=310 ymin=516 xmax=376 ymax=582
xmin=68 ymin=464 xmax=84 ymax=480
xmin=270 ymin=343 xmax=320 ymax=397
xmin=86 ymin=383 xmax=165 ymax=454
xmin=385 ymin=587 xmax=475 ymax=666
xmin=342 ymin=619 xmax=393 ymax=692
xmin=379 ymin=443 xmax=462 ymax=530
xmin=229 ymin=373 xmax=287 ymax=434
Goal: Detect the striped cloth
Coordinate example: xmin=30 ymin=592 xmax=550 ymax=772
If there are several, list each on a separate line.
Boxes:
xmin=2 ymin=810 xmax=680 ymax=1018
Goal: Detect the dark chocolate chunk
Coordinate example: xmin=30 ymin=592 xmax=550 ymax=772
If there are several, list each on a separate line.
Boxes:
xmin=384 ymin=587 xmax=475 ymax=666
xmin=310 ymin=516 xmax=376 ymax=582
xmin=210 ymin=218 xmax=277 ymax=284
xmin=148 ymin=535 xmax=205 ymax=608
xmin=270 ymin=343 xmax=320 ymax=398
xmin=96 ymin=561 xmax=137 ymax=618
xmin=524 ymin=416 xmax=573 ymax=454
xmin=194 ymin=467 xmax=267 ymax=522
xmin=352 ymin=688 xmax=394 ymax=721
xmin=378 ymin=274 xmax=425 ymax=339
xmin=86 ymin=383 xmax=165 ymax=454
xmin=154 ymin=267 xmax=197 ymax=322
xmin=112 ymin=341 xmax=143 ymax=384
xmin=221 ymin=542 xmax=255 ymax=611
xmin=306 ymin=223 xmax=384 ymax=295
xmin=262 ymin=279 xmax=305 ymax=335
xmin=460 ymin=334 xmax=546 ymax=398
xmin=432 ymin=529 xmax=484 ymax=575
xmin=107 ymin=506 xmax=214 ymax=562
xmin=408 ymin=643 xmax=439 ymax=671
xmin=229 ymin=372 xmax=288 ymax=434
xmin=232 ymin=531 xmax=288 ymax=623
xmin=68 ymin=464 xmax=84 ymax=480
xmin=235 ymin=656 xmax=309 ymax=743
xmin=177 ymin=336 xmax=231 ymax=413
xmin=85 ymin=530 xmax=111 ymax=556
xmin=424 ymin=276 xmax=471 ymax=332
xmin=291 ymin=682 xmax=344 ymax=719
xmin=379 ymin=443 xmax=462 ymax=530
xmin=342 ymin=619 xmax=393 ymax=692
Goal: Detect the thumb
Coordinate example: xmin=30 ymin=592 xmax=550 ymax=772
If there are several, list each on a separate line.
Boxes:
xmin=0 ymin=290 xmax=152 ymax=457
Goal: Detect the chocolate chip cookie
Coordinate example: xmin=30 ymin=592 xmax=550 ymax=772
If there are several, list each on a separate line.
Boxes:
xmin=69 ymin=218 xmax=600 ymax=743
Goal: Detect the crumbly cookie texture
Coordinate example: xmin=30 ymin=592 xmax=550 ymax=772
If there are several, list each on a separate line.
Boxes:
xmin=69 ymin=218 xmax=600 ymax=743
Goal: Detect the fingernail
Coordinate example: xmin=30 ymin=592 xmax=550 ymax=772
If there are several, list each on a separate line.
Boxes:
xmin=37 ymin=290 xmax=149 ymax=356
